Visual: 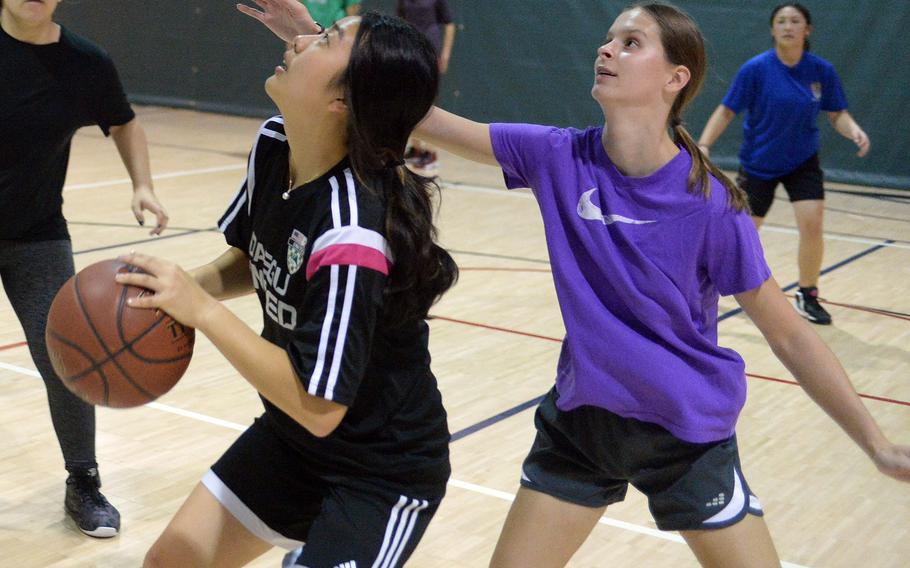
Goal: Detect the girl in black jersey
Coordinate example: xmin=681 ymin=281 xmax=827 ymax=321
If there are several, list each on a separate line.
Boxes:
xmin=117 ymin=11 xmax=458 ymax=568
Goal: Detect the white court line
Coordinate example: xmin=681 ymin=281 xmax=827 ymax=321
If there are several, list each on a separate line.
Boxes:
xmin=443 ymin=182 xmax=910 ymax=252
xmin=0 ymin=360 xmax=809 ymax=567
xmin=63 ymin=163 xmax=246 ymax=192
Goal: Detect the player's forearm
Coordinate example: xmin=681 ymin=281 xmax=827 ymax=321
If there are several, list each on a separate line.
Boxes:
xmin=190 ymin=247 xmax=253 ymax=300
xmin=110 ymin=119 xmax=154 ymax=191
xmin=442 ymin=23 xmax=455 ymax=57
xmin=697 ymin=105 xmax=735 ymax=149
xmin=769 ymin=330 xmax=889 ymax=458
xmin=198 ymin=303 xmax=346 ymax=437
xmin=828 ymin=110 xmax=858 ymax=139
xmin=415 ymin=106 xmax=498 ymax=166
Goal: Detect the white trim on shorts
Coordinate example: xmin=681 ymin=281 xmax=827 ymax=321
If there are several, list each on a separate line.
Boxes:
xmin=702 ymin=466 xmax=762 ymax=526
xmin=202 ymin=469 xmax=304 ymax=550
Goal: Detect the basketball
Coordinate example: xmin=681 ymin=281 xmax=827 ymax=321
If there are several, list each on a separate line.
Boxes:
xmin=45 ymin=259 xmax=195 ymax=408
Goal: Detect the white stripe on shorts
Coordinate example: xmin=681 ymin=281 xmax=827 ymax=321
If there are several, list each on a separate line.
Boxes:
xmin=371 ymin=495 xmax=429 ymax=568
xmin=202 ymin=470 xmax=304 ymax=550
xmin=703 ymin=466 xmax=746 ymax=525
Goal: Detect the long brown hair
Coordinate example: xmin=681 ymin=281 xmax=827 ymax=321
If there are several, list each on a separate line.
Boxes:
xmin=629 ymin=2 xmax=749 ymax=212
xmin=337 ymin=12 xmax=458 ymax=326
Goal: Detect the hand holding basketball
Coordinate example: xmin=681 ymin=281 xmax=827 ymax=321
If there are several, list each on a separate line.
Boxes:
xmin=45 ymin=259 xmax=195 ymax=407
xmin=115 ymin=252 xmax=220 ymax=330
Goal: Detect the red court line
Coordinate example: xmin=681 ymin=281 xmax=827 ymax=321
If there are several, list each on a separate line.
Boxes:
xmin=816 ymin=299 xmax=910 ymax=323
xmin=431 ymin=315 xmax=562 ymax=343
xmin=432 ymin=314 xmax=910 ymax=408
xmin=0 ymin=341 xmax=27 ymax=352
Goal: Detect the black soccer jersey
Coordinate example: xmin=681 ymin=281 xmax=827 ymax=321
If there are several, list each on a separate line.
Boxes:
xmin=0 ymin=25 xmax=135 ymax=240
xmin=218 ymin=117 xmax=450 ymax=490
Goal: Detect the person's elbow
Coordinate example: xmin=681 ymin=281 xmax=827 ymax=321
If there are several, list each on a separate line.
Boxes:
xmin=301 ymin=399 xmax=348 ymax=438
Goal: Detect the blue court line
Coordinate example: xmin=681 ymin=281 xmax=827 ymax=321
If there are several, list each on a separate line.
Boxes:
xmin=451 ymin=396 xmax=546 ymax=442
xmin=73 ymin=229 xmax=206 ymax=256
xmin=718 ymin=240 xmax=894 ymax=322
xmin=450 ymin=239 xmax=894 ymax=442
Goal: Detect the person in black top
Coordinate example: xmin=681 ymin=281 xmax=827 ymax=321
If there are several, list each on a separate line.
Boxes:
xmin=0 ymin=0 xmax=168 ymax=538
xmin=118 ymin=10 xmax=458 ymax=568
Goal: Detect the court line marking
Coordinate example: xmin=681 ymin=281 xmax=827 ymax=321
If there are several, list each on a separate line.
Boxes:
xmin=443 ymin=183 xmax=910 ymax=251
xmin=63 ymin=163 xmax=246 ymax=192
xmin=0 ymin=360 xmax=808 ymax=567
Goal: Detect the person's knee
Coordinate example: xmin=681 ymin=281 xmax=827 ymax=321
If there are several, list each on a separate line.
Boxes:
xmin=143 ymin=543 xmax=167 ymax=568
xmin=143 ymin=534 xmax=201 ymax=568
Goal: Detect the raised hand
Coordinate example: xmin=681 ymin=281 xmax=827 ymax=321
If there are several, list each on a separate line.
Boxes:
xmin=236 ymin=0 xmax=320 ymax=42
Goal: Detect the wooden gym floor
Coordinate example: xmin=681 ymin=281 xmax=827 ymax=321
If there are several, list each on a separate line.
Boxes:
xmin=0 ymin=106 xmax=908 ymax=567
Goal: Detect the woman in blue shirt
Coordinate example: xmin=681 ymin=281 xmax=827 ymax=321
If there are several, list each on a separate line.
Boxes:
xmin=698 ymin=3 xmax=870 ymax=326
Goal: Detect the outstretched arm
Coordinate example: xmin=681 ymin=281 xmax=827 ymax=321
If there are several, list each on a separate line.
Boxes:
xmin=735 ymin=277 xmax=910 ymax=481
xmin=236 ymin=0 xmax=321 ymax=41
xmin=415 ymin=106 xmax=498 ymax=166
xmin=697 ymin=105 xmax=736 ymax=158
xmin=827 ymin=110 xmax=870 ymax=157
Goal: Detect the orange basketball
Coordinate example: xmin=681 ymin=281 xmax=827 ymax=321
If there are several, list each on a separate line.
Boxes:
xmin=45 ymin=259 xmax=195 ymax=407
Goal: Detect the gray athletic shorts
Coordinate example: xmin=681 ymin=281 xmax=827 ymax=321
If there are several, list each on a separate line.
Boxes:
xmin=520 ymin=387 xmax=763 ymax=531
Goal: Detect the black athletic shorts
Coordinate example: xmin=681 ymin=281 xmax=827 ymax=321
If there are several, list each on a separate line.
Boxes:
xmin=737 ymin=154 xmax=825 ymax=217
xmin=519 ymin=387 xmax=763 ymax=531
xmin=205 ymin=416 xmax=445 ymax=568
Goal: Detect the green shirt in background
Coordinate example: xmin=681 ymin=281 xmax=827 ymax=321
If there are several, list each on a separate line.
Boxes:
xmin=302 ymin=0 xmax=362 ymax=28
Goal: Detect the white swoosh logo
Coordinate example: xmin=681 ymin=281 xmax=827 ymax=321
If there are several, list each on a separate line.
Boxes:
xmin=577 ymin=189 xmax=655 ymax=225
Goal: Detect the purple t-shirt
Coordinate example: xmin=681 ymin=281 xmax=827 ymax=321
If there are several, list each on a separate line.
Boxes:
xmin=491 ymin=123 xmax=771 ymax=443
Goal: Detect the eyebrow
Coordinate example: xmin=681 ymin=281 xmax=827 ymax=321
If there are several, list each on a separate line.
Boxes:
xmin=605 ymin=28 xmax=649 ymax=40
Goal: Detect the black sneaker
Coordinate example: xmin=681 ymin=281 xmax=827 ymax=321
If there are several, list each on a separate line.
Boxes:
xmin=64 ymin=468 xmax=120 ymax=538
xmin=794 ymin=287 xmax=832 ymax=325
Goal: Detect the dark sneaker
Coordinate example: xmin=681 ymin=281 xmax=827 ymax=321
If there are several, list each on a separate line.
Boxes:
xmin=65 ymin=468 xmax=120 ymax=538
xmin=794 ymin=287 xmax=832 ymax=325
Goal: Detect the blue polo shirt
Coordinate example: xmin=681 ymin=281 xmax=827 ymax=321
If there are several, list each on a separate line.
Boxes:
xmin=722 ymin=50 xmax=847 ymax=180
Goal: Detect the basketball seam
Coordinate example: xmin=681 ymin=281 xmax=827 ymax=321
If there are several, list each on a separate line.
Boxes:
xmin=73 ymin=271 xmax=157 ymax=404
xmin=116 ymin=266 xmax=194 ymax=364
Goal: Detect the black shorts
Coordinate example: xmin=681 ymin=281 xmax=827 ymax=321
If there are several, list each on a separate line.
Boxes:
xmin=519 ymin=388 xmax=763 ymax=531
xmin=205 ymin=416 xmax=445 ymax=568
xmin=737 ymin=154 xmax=825 ymax=217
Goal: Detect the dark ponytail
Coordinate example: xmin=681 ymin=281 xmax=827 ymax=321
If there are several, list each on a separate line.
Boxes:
xmin=631 ymin=2 xmax=749 ymax=212
xmin=339 ymin=12 xmax=457 ymax=326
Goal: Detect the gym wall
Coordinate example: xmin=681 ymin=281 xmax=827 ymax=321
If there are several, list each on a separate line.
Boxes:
xmin=57 ymin=1 xmax=910 ymax=188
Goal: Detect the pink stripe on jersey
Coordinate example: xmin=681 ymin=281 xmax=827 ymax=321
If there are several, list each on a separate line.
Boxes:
xmin=306 ymin=244 xmax=391 ymax=280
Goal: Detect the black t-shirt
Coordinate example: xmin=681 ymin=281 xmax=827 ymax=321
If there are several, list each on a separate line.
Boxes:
xmin=0 ymin=25 xmax=135 ymax=240
xmin=218 ymin=117 xmax=450 ymax=491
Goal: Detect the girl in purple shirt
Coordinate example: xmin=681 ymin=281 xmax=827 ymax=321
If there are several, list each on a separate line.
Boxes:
xmin=251 ymin=1 xmax=910 ymax=566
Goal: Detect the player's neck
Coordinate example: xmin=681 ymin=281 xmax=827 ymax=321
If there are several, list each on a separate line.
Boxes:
xmin=775 ymin=45 xmax=804 ymax=67
xmin=600 ymin=110 xmax=680 ymax=179
xmin=284 ymin=119 xmax=348 ymax=189
xmin=0 ymin=12 xmax=60 ymax=44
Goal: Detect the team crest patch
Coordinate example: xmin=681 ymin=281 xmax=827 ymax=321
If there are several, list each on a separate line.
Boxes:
xmin=287 ymin=229 xmax=308 ymax=275
xmin=810 ymin=81 xmax=822 ymax=100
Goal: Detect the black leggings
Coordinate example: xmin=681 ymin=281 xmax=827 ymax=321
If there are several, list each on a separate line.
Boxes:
xmin=0 ymin=240 xmax=96 ymax=471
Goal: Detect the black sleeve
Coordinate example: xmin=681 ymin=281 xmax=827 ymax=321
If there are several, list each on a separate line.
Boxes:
xmin=217 ymin=116 xmax=286 ymax=250
xmin=284 ymin=180 xmax=393 ymax=406
xmin=217 ymin=150 xmax=253 ymax=251
xmin=88 ymin=53 xmax=135 ymax=135
xmin=286 ymin=261 xmax=388 ymax=406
